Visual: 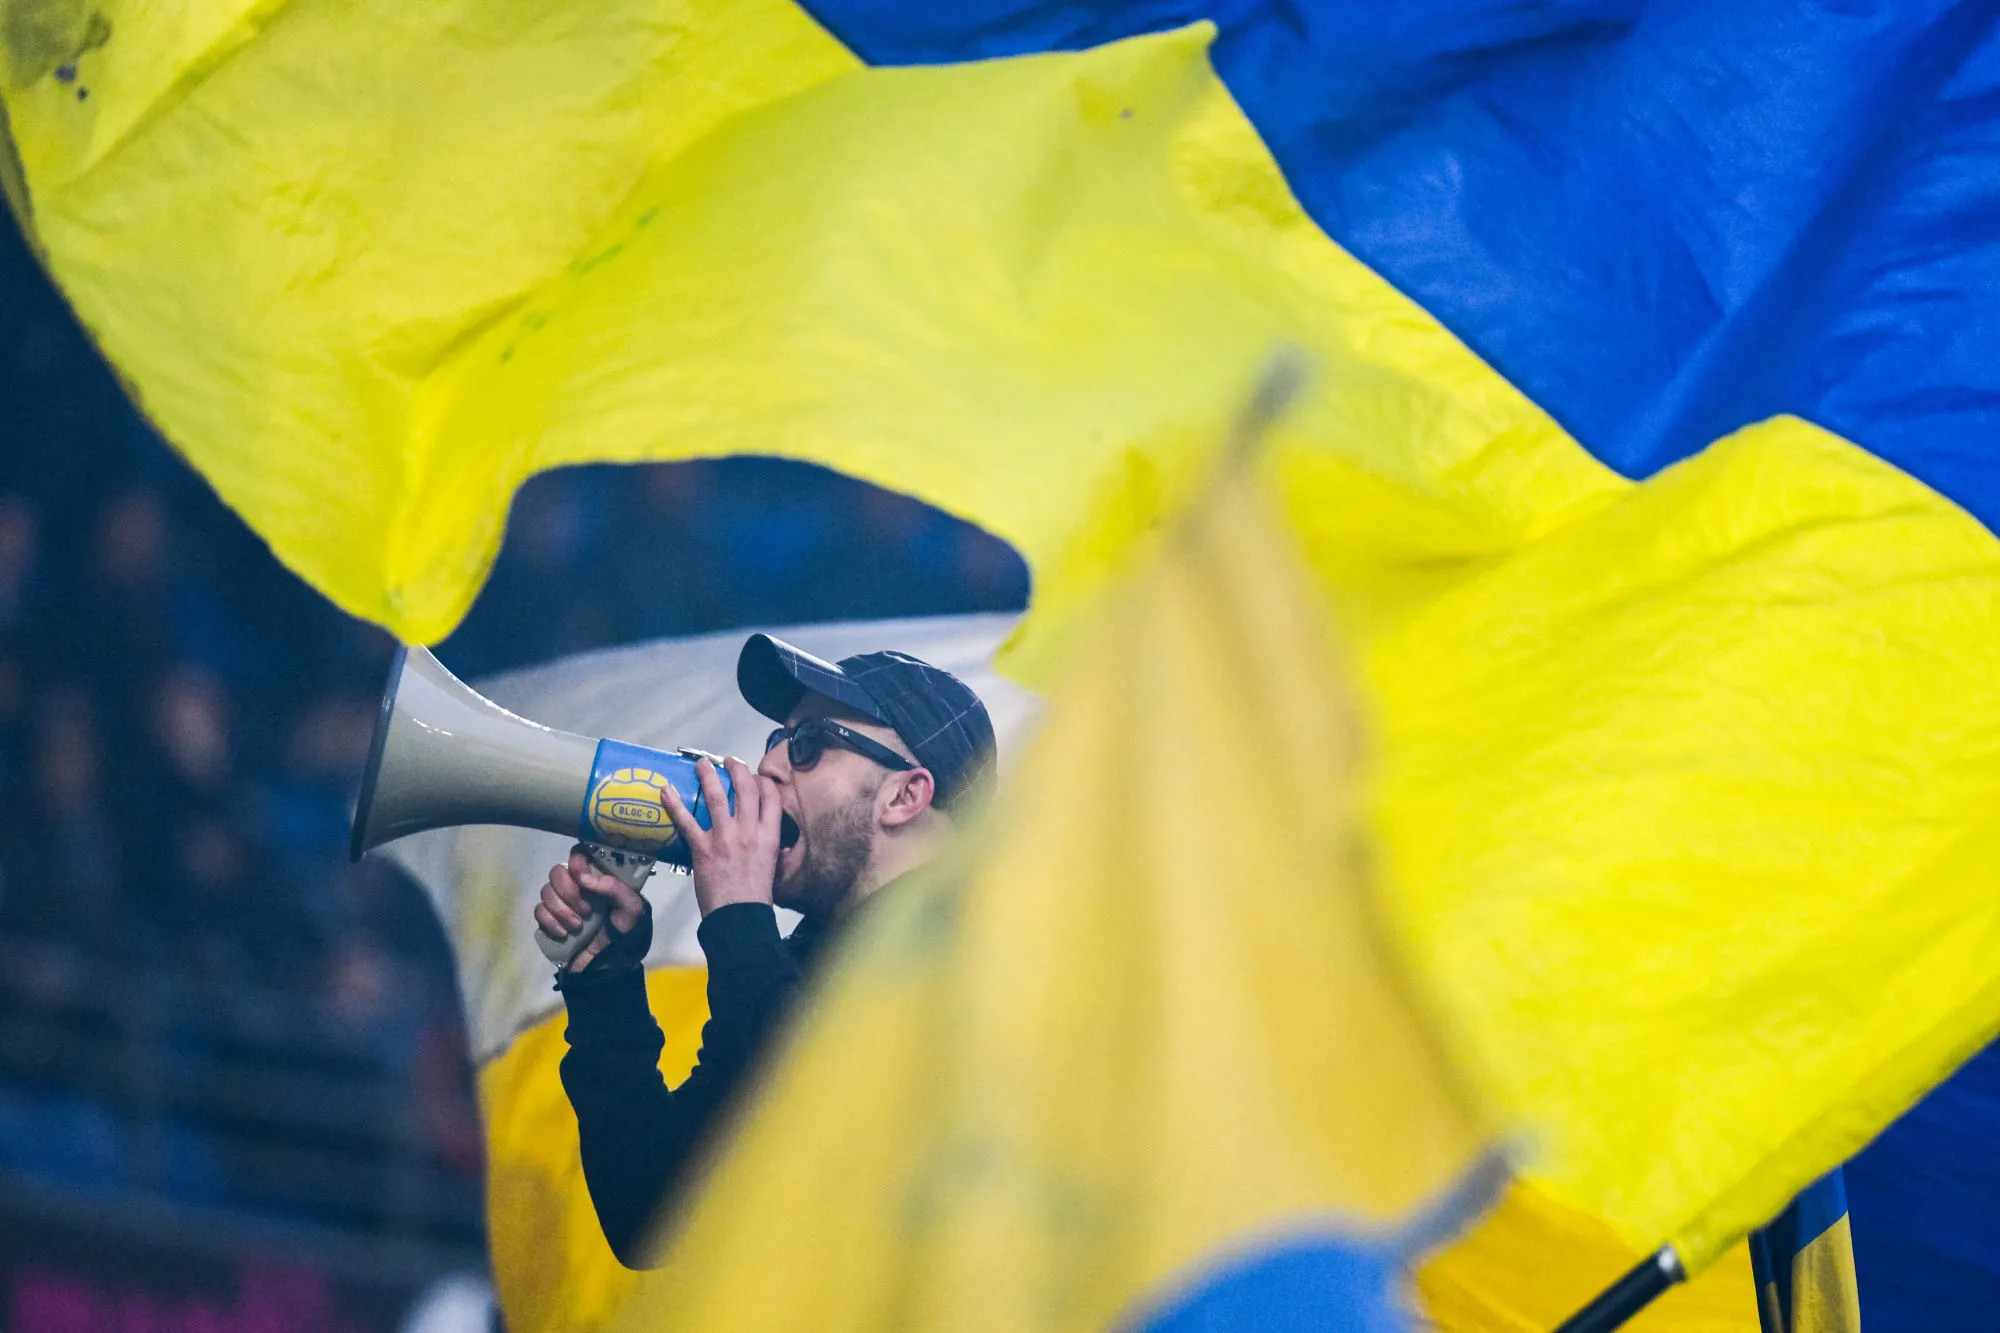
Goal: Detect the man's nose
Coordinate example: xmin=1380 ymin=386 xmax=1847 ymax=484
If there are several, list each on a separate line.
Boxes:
xmin=757 ymin=743 xmax=789 ymax=783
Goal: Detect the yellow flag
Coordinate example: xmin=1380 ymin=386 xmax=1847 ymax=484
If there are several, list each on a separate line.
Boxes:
xmin=610 ymin=443 xmax=1495 ymax=1331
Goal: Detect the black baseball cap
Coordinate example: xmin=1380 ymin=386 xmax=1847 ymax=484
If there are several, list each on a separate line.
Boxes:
xmin=737 ymin=633 xmax=996 ymax=811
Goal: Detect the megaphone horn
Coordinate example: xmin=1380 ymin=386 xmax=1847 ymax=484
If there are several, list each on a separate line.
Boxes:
xmin=351 ymin=645 xmax=733 ymax=966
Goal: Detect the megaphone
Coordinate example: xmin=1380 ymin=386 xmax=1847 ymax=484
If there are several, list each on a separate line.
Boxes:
xmin=351 ymin=645 xmax=733 ymax=966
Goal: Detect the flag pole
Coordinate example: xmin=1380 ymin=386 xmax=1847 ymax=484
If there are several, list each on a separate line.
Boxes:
xmin=1551 ymin=1245 xmax=1686 ymax=1333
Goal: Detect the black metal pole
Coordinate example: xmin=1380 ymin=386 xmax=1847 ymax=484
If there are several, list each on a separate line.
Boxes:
xmin=1552 ymin=1246 xmax=1686 ymax=1333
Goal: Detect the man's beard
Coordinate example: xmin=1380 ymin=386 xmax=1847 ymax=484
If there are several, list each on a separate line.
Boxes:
xmin=774 ymin=786 xmax=878 ymax=917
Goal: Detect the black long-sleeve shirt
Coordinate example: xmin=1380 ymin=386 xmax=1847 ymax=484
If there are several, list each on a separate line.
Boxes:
xmin=558 ymin=901 xmax=830 ymax=1267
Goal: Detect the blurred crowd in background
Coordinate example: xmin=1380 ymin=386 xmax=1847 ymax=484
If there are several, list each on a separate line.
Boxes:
xmin=0 ymin=205 xmax=1026 ymax=1313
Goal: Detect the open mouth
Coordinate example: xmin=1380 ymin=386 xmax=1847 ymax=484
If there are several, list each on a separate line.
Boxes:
xmin=779 ymin=813 xmax=801 ymax=850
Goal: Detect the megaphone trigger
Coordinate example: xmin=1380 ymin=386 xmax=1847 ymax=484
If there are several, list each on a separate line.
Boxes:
xmin=533 ymin=842 xmax=658 ymax=967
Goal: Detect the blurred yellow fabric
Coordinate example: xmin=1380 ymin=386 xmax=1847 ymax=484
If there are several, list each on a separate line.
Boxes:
xmin=477 ymin=966 xmax=707 ymax=1333
xmin=608 ymin=463 xmax=1492 ymax=1331
xmin=476 ymin=980 xmax=1767 ymax=1333
xmin=1420 ymin=1181 xmax=1758 ymax=1332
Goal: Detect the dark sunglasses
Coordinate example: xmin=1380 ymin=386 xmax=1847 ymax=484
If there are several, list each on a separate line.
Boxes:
xmin=765 ymin=719 xmax=916 ymax=774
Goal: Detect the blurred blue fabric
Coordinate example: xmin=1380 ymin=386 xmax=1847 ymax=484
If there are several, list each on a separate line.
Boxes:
xmin=1131 ymin=1236 xmax=1410 ymax=1333
xmin=1850 ymin=1042 xmax=2000 ymax=1328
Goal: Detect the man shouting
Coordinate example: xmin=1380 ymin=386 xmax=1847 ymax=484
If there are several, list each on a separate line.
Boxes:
xmin=533 ymin=632 xmax=996 ymax=1267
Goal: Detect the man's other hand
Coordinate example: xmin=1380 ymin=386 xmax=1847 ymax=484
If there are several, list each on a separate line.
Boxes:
xmin=662 ymin=756 xmax=781 ymax=917
xmin=535 ymin=849 xmax=646 ymax=972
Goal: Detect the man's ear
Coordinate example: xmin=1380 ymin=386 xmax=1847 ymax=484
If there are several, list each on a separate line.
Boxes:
xmin=878 ymin=768 xmax=936 ymax=829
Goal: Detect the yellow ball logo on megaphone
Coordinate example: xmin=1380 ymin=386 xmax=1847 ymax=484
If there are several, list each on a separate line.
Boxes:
xmin=587 ymin=766 xmax=680 ymax=852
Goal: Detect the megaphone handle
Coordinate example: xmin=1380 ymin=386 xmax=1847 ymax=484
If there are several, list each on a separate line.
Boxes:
xmin=535 ymin=843 xmax=657 ymax=967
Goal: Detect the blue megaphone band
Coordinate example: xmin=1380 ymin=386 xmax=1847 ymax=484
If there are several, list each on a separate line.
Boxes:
xmin=579 ymin=739 xmax=734 ymax=865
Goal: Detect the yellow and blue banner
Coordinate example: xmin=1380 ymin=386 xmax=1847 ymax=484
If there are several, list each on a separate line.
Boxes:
xmin=9 ymin=0 xmax=2000 ymax=1324
xmin=1750 ymin=1170 xmax=1861 ymax=1333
